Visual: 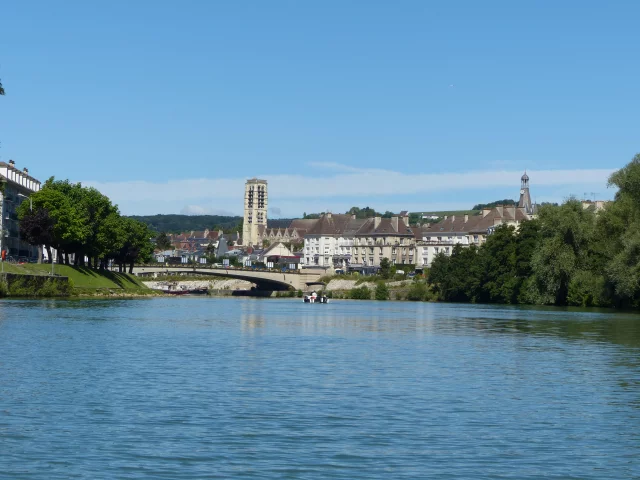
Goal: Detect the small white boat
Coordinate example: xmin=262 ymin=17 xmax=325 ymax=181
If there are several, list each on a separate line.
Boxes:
xmin=303 ymin=291 xmax=329 ymax=304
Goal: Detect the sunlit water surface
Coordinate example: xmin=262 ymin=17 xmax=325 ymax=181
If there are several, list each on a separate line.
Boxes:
xmin=1 ymin=298 xmax=639 ymax=479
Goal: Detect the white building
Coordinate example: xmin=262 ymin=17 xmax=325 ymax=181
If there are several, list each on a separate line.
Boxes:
xmin=416 ymin=173 xmax=536 ymax=268
xmin=0 ymin=160 xmax=41 ymax=260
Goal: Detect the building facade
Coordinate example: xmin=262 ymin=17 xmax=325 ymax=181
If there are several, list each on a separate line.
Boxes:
xmin=0 ymin=160 xmax=41 ymax=260
xmin=416 ymin=172 xmax=536 ymax=268
xmin=242 ymin=178 xmax=268 ymax=247
xmin=303 ymin=213 xmax=415 ymax=269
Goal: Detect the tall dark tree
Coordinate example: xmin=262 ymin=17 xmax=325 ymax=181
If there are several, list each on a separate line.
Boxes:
xmin=155 ymin=232 xmax=173 ymax=251
xmin=19 ymin=208 xmax=55 ymax=263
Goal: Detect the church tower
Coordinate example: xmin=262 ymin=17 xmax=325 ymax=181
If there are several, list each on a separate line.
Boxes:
xmin=518 ymin=171 xmax=533 ymax=215
xmin=242 ymin=178 xmax=268 ymax=246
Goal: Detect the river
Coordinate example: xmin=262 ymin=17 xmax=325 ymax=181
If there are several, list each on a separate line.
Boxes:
xmin=1 ymin=298 xmax=639 ymax=479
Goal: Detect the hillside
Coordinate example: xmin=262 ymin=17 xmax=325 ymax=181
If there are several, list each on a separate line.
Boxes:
xmin=127 ymin=214 xmax=242 ymax=233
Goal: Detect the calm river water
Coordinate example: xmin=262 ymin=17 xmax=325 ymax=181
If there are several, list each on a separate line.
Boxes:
xmin=1 ymin=298 xmax=639 ymax=479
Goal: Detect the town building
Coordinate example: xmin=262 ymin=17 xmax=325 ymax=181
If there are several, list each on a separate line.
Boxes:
xmin=303 ymin=213 xmax=415 ymax=270
xmin=416 ymin=172 xmax=536 ymax=267
xmin=258 ymin=218 xmax=318 ymax=247
xmin=0 ymin=160 xmax=41 ymax=260
xmin=242 ymin=178 xmax=268 ymax=247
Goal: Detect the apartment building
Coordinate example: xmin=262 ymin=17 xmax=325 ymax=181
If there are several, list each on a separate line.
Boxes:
xmin=0 ymin=160 xmax=41 ymax=260
xmin=303 ymin=213 xmax=415 ymax=269
xmin=416 ymin=205 xmax=532 ymax=267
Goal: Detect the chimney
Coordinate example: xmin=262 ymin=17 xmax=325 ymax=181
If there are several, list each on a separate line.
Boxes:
xmin=391 ymin=216 xmax=399 ymax=231
xmin=374 ymin=216 xmax=382 ymax=229
xmin=496 ymin=205 xmax=504 ymax=216
xmin=464 ymin=214 xmax=469 ymax=223
xmin=351 ymin=214 xmax=356 ymax=219
xmin=483 ymin=208 xmax=491 ymax=217
xmin=23 ymin=167 xmax=29 ymax=174
xmin=326 ymin=212 xmax=332 ymax=219
xmin=8 ymin=159 xmax=15 ymax=167
xmin=451 ymin=215 xmax=455 ymax=222
xmin=444 ymin=215 xmax=448 ymax=220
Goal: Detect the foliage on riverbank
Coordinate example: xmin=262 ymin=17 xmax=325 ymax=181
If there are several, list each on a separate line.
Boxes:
xmin=427 ymin=154 xmax=639 ymax=308
xmin=0 ymin=275 xmax=72 ymax=297
xmin=17 ymin=178 xmax=154 ymax=272
xmin=0 ymin=264 xmax=152 ymax=296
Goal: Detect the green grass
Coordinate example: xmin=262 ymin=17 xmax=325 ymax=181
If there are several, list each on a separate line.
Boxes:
xmin=0 ymin=263 xmax=151 ymax=295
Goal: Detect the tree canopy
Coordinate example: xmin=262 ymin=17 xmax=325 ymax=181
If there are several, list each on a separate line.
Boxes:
xmin=18 ymin=178 xmax=154 ymax=272
xmin=427 ymin=153 xmax=637 ymax=308
xmin=472 ymin=199 xmax=517 ymax=210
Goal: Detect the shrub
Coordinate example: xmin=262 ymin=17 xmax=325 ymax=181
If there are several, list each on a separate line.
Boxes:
xmin=406 ymin=282 xmax=429 ymax=301
xmin=349 ymin=285 xmax=371 ymax=300
xmin=375 ymin=282 xmax=389 ymax=300
xmin=567 ymin=271 xmax=609 ymax=307
xmin=296 ymin=289 xmax=303 ymax=298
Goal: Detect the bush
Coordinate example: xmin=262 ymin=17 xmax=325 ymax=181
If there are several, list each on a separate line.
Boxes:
xmin=349 ymin=285 xmax=371 ymax=300
xmin=406 ymin=282 xmax=429 ymax=301
xmin=296 ymin=289 xmax=303 ymax=298
xmin=375 ymin=282 xmax=389 ymax=300
xmin=567 ymin=271 xmax=609 ymax=307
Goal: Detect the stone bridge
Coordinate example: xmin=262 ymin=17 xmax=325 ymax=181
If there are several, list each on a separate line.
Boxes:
xmin=130 ymin=266 xmax=326 ymax=291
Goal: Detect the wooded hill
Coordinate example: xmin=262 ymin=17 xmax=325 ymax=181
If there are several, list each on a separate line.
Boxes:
xmin=127 ymin=214 xmax=242 ymax=233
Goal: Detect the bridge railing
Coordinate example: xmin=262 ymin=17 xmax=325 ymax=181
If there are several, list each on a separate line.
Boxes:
xmin=132 ymin=264 xmax=322 ymax=275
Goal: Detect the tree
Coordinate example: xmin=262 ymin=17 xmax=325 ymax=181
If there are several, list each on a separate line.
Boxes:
xmin=18 ymin=208 xmax=55 ymax=262
xmin=530 ymin=199 xmax=596 ymax=305
xmin=478 ymin=224 xmax=518 ymax=303
xmin=155 ymin=232 xmax=173 ymax=250
xmin=0 ymin=78 xmax=4 ymax=95
xmin=472 ymin=199 xmax=516 ymax=210
xmin=374 ymin=282 xmax=389 ymax=300
xmin=379 ymin=257 xmax=392 ymax=279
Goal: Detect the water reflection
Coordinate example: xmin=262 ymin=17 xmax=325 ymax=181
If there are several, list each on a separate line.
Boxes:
xmin=1 ymin=297 xmax=640 ymax=479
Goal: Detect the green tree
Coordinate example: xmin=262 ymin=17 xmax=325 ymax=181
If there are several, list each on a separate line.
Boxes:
xmin=530 ymin=199 xmax=596 ymax=305
xmin=349 ymin=285 xmax=371 ymax=300
xmin=406 ymin=281 xmax=429 ymax=301
xmin=379 ymin=257 xmax=392 ymax=279
xmin=374 ymin=282 xmax=389 ymax=300
xmin=155 ymin=232 xmax=173 ymax=250
xmin=479 ymin=224 xmax=518 ymax=303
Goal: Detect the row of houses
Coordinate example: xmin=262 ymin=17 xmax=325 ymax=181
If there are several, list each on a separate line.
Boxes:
xmin=300 ymin=204 xmax=533 ymax=270
xmin=300 ymin=173 xmax=537 ymax=270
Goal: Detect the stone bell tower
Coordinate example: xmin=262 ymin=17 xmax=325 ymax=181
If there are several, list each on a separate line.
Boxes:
xmin=242 ymin=178 xmax=268 ymax=246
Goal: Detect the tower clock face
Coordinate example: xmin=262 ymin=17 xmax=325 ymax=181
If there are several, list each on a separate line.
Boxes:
xmin=520 ymin=189 xmax=525 ymax=194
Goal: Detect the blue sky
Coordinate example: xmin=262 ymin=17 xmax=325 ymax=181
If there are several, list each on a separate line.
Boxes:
xmin=0 ymin=1 xmax=637 ymax=216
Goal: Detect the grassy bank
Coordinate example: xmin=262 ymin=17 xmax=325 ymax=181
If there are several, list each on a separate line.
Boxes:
xmin=0 ymin=263 xmax=153 ymax=296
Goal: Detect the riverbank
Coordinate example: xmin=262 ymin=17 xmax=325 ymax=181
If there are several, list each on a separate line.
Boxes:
xmin=0 ymin=263 xmax=154 ymax=297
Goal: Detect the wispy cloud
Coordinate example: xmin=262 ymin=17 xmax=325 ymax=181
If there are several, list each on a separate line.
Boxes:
xmin=83 ymin=163 xmax=618 ymax=216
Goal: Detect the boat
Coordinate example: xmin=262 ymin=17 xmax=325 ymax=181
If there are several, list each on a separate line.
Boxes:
xmin=303 ymin=291 xmax=329 ymax=304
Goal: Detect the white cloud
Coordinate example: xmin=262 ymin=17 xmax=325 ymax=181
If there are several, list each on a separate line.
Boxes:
xmin=82 ymin=163 xmax=618 ymax=216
